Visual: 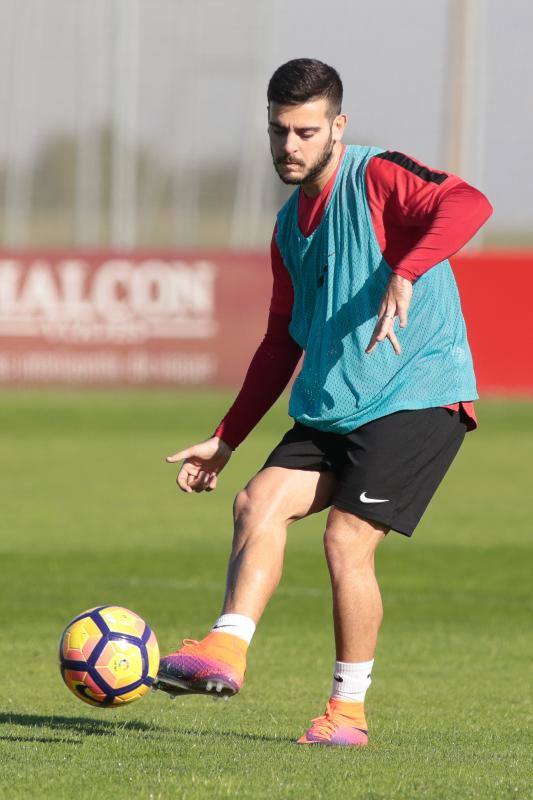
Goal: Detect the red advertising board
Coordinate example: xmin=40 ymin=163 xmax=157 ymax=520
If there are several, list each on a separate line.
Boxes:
xmin=452 ymin=252 xmax=533 ymax=395
xmin=0 ymin=250 xmax=271 ymax=387
xmin=0 ymin=249 xmax=531 ymax=393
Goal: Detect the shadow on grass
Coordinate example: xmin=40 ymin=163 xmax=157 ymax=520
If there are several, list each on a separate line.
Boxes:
xmin=0 ymin=712 xmax=294 ymax=746
xmin=0 ymin=734 xmax=82 ymax=745
xmin=0 ymin=712 xmax=157 ymax=741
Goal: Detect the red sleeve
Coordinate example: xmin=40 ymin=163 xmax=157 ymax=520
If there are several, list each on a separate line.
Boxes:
xmin=214 ymin=232 xmax=301 ymax=449
xmin=269 ymin=227 xmax=295 ymax=315
xmin=366 ymin=152 xmax=493 ymax=281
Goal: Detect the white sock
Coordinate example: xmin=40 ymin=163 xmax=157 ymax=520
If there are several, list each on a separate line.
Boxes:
xmin=331 ymin=659 xmax=374 ymax=702
xmin=210 ymin=613 xmax=256 ymax=645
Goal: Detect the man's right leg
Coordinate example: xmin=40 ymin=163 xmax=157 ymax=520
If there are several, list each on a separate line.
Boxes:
xmin=157 ymin=466 xmax=335 ymax=698
xmin=222 ymin=466 xmax=336 ymax=620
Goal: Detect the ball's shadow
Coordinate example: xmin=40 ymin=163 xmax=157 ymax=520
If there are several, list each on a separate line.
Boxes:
xmin=0 ymin=711 xmax=292 ymax=745
xmin=0 ymin=712 xmax=157 ymax=744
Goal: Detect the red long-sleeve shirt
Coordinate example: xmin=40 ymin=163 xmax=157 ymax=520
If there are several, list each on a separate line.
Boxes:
xmin=216 ymin=147 xmax=493 ymax=449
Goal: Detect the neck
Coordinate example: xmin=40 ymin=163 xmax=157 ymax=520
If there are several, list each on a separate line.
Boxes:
xmin=301 ymin=141 xmax=344 ymax=198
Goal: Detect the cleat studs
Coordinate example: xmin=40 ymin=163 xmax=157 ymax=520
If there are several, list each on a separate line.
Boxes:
xmin=216 ymin=681 xmax=223 ymax=692
xmin=206 ymin=680 xmax=213 ymax=691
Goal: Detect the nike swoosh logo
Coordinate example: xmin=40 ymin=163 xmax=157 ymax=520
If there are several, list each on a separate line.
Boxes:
xmin=334 ymin=675 xmax=343 ymax=682
xmin=359 ymin=492 xmax=390 ymax=504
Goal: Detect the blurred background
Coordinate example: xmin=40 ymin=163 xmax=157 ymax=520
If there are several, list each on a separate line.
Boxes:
xmin=2 ymin=5 xmax=532 ymax=794
xmin=0 ymin=0 xmax=530 ymax=250
xmin=0 ymin=0 xmax=531 ymax=390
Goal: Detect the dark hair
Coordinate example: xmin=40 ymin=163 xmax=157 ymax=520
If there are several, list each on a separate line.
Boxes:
xmin=267 ymin=58 xmax=343 ymax=118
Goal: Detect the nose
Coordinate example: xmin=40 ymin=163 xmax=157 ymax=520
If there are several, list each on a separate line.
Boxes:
xmin=282 ymin=130 xmax=299 ymax=155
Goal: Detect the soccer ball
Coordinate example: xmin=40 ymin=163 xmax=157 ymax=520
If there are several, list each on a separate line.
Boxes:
xmin=59 ymin=605 xmax=160 ymax=707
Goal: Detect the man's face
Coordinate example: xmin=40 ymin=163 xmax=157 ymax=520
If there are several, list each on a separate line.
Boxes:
xmin=268 ymin=98 xmax=344 ymax=185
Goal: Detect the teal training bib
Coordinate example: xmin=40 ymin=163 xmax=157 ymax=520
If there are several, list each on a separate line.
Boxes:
xmin=275 ymin=145 xmax=478 ymax=433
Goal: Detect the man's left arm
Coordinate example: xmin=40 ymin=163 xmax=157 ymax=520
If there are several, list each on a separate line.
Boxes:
xmin=365 ymin=151 xmax=493 ymax=354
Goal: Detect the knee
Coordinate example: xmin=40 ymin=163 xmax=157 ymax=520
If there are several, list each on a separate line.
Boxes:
xmin=324 ymin=525 xmax=363 ymax=568
xmin=233 ymin=482 xmax=293 ymax=529
xmin=323 ymin=512 xmax=383 ymax=571
xmin=232 ymin=485 xmax=289 ymax=553
xmin=232 ymin=487 xmax=268 ymax=538
xmin=233 ymin=488 xmax=251 ymax=525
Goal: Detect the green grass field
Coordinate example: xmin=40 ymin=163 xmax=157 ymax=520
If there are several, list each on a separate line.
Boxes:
xmin=0 ymin=391 xmax=532 ymax=799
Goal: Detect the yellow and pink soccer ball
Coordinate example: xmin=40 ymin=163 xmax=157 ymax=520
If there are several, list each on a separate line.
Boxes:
xmin=59 ymin=606 xmax=159 ymax=707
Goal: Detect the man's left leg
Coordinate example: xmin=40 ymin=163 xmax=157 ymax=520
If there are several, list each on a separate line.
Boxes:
xmin=298 ymin=408 xmax=469 ymax=745
xmin=298 ymin=508 xmax=388 ymax=746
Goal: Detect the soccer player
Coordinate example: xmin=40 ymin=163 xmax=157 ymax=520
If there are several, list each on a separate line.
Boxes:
xmin=156 ymin=59 xmax=493 ymax=746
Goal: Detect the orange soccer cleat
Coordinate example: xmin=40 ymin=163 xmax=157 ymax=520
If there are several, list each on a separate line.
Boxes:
xmin=297 ymin=698 xmax=369 ymax=746
xmin=155 ymin=631 xmax=247 ymax=699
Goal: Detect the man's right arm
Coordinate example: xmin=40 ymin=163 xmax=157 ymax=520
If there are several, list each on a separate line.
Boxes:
xmin=166 ymin=231 xmax=302 ymax=492
xmin=213 ymin=231 xmax=302 ymax=449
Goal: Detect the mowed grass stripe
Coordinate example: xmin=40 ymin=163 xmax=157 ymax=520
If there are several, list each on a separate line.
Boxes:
xmin=0 ymin=392 xmax=531 ymax=799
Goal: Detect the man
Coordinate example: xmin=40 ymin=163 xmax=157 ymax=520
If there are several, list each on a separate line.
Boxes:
xmin=156 ymin=59 xmax=492 ymax=747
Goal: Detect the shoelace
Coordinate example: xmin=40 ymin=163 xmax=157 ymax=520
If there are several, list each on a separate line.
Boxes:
xmin=182 ymin=638 xmax=200 ymax=647
xmin=308 ymin=702 xmax=339 ymax=738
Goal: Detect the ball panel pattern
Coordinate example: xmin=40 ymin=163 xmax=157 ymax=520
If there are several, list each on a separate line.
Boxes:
xmin=61 ymin=668 xmax=108 ymax=706
xmin=59 ymin=605 xmax=159 ymax=707
xmin=112 ymin=683 xmax=151 ymax=704
xmin=95 ymin=640 xmax=144 ymax=690
xmin=98 ymin=606 xmax=146 ymax=638
xmin=60 ymin=616 xmax=102 ymax=662
xmin=145 ymin=631 xmax=160 ymax=679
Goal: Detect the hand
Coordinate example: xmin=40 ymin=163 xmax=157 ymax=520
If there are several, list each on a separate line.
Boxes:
xmin=166 ymin=436 xmax=232 ymax=494
xmin=365 ymin=273 xmax=413 ymax=355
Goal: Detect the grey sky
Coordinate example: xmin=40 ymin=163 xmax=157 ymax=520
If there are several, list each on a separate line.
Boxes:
xmin=0 ymin=0 xmax=530 ymax=237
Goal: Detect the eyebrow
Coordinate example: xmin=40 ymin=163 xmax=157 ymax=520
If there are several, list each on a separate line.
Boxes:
xmin=269 ymin=122 xmax=322 ymax=133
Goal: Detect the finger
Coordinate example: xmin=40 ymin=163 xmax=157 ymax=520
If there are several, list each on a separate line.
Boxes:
xmin=377 ymin=299 xmax=388 ymax=319
xmin=177 ymin=472 xmax=192 ymax=493
xmin=365 ymin=337 xmax=377 ymax=354
xmin=365 ymin=322 xmax=381 ymax=353
xmin=199 ymin=470 xmax=212 ymax=491
xmin=397 ymin=305 xmax=408 ymax=328
xmin=190 ymin=469 xmax=211 ymax=493
xmin=206 ymin=473 xmax=218 ymax=491
xmin=381 ymin=309 xmax=396 ymax=324
xmin=166 ymin=448 xmax=193 ymax=463
xmin=375 ymin=318 xmax=392 ymax=343
xmin=388 ymin=328 xmax=402 ymax=355
xmin=177 ymin=463 xmax=200 ymax=491
xmin=366 ymin=315 xmax=395 ymax=353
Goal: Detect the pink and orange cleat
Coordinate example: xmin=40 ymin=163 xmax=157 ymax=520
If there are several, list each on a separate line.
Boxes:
xmin=155 ymin=632 xmax=247 ymax=699
xmin=297 ymin=699 xmax=369 ymax=746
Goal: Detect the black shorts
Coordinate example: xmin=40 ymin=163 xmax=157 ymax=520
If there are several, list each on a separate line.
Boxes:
xmin=262 ymin=408 xmax=468 ymax=537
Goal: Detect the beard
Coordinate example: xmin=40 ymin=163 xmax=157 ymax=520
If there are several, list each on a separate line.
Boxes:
xmin=272 ymin=130 xmax=335 ymax=185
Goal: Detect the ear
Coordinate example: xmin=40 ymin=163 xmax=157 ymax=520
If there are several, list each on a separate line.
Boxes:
xmin=332 ymin=114 xmax=347 ymax=142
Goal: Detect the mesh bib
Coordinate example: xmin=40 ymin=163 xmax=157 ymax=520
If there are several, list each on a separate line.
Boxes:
xmin=275 ymin=145 xmax=477 ymax=433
